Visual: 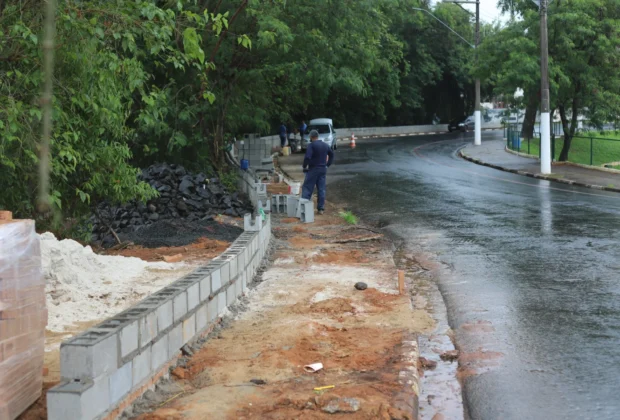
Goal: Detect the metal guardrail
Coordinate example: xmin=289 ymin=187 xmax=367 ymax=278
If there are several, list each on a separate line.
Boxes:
xmin=505 ymin=123 xmax=620 ymax=167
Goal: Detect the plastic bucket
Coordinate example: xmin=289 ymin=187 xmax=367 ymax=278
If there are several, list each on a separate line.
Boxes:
xmin=288 ymin=182 xmax=301 ymax=195
xmin=240 ymin=159 xmax=249 ymax=170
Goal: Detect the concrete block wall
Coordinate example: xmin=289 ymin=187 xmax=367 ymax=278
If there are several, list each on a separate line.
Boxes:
xmin=235 ymin=134 xmax=280 ymax=168
xmin=235 ymin=125 xmax=452 ymax=170
xmin=47 ymin=214 xmax=272 ymax=420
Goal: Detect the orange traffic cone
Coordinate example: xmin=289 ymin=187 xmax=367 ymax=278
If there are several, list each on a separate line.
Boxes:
xmin=350 ymin=134 xmax=357 ymax=149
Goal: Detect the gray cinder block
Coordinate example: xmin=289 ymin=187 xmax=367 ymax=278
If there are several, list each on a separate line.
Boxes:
xmin=299 ymin=199 xmax=314 ymax=223
xmin=286 ymin=195 xmax=299 ymax=217
xmin=217 ymin=291 xmax=227 ymax=316
xmin=210 ymin=269 xmax=222 ymax=292
xmin=207 ymin=300 xmax=218 ymax=323
xmin=220 ymin=261 xmax=230 ymax=286
xmin=229 ymin=255 xmax=238 ymax=280
xmin=235 ymin=275 xmax=243 ymax=298
xmin=168 ymin=324 xmax=183 ymax=357
xmin=151 ymin=334 xmax=169 ymax=371
xmin=139 ymin=311 xmax=158 ymax=349
xmin=119 ymin=321 xmax=139 ymax=359
xmin=199 ymin=275 xmax=211 ymax=302
xmin=244 ymin=214 xmax=262 ymax=232
xmin=109 ymin=361 xmax=133 ymax=405
xmin=47 ymin=377 xmax=110 ymax=420
xmin=173 ymin=291 xmax=188 ymax=323
xmin=60 ymin=331 xmax=118 ymax=380
xmin=226 ymin=284 xmax=235 ymax=306
xmin=182 ymin=314 xmax=196 ymax=344
xmin=187 ymin=283 xmax=200 ymax=312
xmin=132 ymin=346 xmax=152 ymax=387
xmin=156 ymin=300 xmax=173 ymax=333
xmin=195 ymin=304 xmax=208 ymax=333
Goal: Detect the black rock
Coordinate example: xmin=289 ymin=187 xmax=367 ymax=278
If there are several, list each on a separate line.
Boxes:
xmin=354 ymin=282 xmax=368 ymax=291
xmin=179 ymin=176 xmax=194 ymax=195
xmin=185 ymin=199 xmax=202 ymax=209
xmin=149 ymin=213 xmax=159 ymax=221
xmin=148 ymin=204 xmax=157 ymax=213
xmin=158 ymin=185 xmax=171 ymax=193
xmin=176 ymin=201 xmax=188 ymax=212
xmin=101 ymin=235 xmax=116 ymax=248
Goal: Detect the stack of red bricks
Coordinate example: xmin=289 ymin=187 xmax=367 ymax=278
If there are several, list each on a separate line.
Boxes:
xmin=0 ymin=211 xmax=47 ymax=420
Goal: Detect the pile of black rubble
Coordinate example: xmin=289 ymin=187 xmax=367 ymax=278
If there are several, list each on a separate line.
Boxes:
xmin=91 ymin=163 xmax=253 ymax=247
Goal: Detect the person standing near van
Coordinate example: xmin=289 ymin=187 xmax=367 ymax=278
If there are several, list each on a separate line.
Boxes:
xmin=279 ymin=123 xmax=287 ymax=148
xmin=299 ymin=120 xmax=307 ymax=139
xmin=301 ymin=130 xmax=334 ymax=215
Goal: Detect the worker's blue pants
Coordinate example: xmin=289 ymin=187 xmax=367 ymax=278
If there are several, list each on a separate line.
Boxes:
xmin=301 ymin=167 xmax=327 ymax=210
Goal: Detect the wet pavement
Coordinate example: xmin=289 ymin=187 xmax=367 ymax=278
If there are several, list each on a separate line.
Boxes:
xmin=322 ymin=132 xmax=620 ymax=420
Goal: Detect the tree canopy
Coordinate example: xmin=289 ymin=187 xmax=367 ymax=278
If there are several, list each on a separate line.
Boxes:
xmin=476 ymin=0 xmax=620 ymax=159
xmin=0 ymin=0 xmax=475 ymax=229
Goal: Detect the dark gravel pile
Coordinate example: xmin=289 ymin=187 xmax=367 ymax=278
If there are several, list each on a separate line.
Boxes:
xmin=117 ymin=218 xmax=244 ymax=248
xmin=92 ymin=163 xmax=252 ymax=248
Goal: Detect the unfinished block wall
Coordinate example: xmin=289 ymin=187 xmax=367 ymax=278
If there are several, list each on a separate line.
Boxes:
xmin=46 ymin=214 xmax=271 ymax=420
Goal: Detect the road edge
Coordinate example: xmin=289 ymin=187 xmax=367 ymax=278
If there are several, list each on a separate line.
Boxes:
xmin=459 ymin=149 xmax=620 ymax=194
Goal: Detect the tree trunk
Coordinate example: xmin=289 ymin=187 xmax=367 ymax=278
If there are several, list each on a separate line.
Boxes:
xmin=558 ymin=99 xmax=579 ymax=162
xmin=213 ymin=113 xmax=225 ymax=167
xmin=520 ymin=93 xmax=538 ymax=139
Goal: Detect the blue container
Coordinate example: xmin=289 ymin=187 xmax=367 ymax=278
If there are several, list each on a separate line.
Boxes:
xmin=510 ymin=133 xmax=521 ymax=149
xmin=240 ymin=159 xmax=249 ymax=170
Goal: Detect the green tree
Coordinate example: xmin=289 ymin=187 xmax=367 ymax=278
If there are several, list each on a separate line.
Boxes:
xmin=476 ymin=0 xmax=620 ymax=160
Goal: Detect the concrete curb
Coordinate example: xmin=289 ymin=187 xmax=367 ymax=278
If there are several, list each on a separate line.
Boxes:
xmin=459 ymin=149 xmax=620 ymax=194
xmin=394 ymin=334 xmax=420 ymax=418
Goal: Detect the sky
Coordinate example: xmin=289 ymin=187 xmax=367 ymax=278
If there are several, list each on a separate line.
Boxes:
xmin=431 ymin=0 xmax=507 ymax=23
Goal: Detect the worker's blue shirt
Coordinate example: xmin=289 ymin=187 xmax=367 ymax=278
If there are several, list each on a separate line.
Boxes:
xmin=279 ymin=125 xmax=287 ymax=136
xmin=299 ymin=123 xmax=307 ymax=134
xmin=303 ymin=140 xmax=334 ymax=169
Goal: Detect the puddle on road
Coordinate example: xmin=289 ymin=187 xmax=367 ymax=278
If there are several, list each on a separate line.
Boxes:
xmin=394 ymin=247 xmax=464 ymax=420
xmin=416 ymin=275 xmax=465 ymax=420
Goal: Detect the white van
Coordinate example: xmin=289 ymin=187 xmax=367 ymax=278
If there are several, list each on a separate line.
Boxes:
xmin=301 ymin=118 xmax=337 ymax=151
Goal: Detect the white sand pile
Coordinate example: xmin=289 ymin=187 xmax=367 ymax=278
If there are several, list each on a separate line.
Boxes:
xmin=40 ymin=232 xmax=194 ymax=332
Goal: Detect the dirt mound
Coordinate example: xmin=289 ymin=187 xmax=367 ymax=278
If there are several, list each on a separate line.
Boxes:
xmin=311 ymin=250 xmax=371 ymax=264
xmin=117 ymin=218 xmax=243 ymax=248
xmin=308 ymin=298 xmax=355 ymax=314
xmin=107 ymin=237 xmax=230 ymax=262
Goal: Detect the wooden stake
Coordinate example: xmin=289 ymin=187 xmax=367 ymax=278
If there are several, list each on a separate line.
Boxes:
xmin=0 ymin=211 xmax=13 ymax=222
xmin=398 ymin=270 xmax=405 ymax=295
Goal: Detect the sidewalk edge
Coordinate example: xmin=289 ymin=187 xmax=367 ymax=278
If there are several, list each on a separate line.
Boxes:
xmin=459 ymin=149 xmax=620 ymax=194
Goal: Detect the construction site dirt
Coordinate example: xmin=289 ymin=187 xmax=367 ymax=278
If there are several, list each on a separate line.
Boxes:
xmin=126 ymin=203 xmax=452 ymax=420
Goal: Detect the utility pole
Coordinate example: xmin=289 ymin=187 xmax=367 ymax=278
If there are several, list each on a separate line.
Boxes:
xmin=474 ymin=0 xmax=481 ymax=146
xmin=539 ymin=0 xmax=552 ymax=174
xmin=445 ymin=0 xmax=481 ymax=146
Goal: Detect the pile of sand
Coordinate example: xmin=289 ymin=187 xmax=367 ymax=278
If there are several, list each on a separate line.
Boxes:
xmin=40 ymin=232 xmax=193 ymax=332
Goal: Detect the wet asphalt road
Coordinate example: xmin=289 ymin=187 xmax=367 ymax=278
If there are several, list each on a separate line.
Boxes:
xmin=326 ymin=132 xmax=620 ymax=420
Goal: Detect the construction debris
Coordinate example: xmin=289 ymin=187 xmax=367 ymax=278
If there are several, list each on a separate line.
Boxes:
xmin=91 ymin=163 xmax=253 ymax=248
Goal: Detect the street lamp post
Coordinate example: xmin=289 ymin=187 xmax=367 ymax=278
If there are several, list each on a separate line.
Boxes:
xmin=539 ymin=0 xmax=552 ymax=174
xmin=474 ymin=0 xmax=481 ymax=146
xmin=445 ymin=0 xmax=481 ymax=146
